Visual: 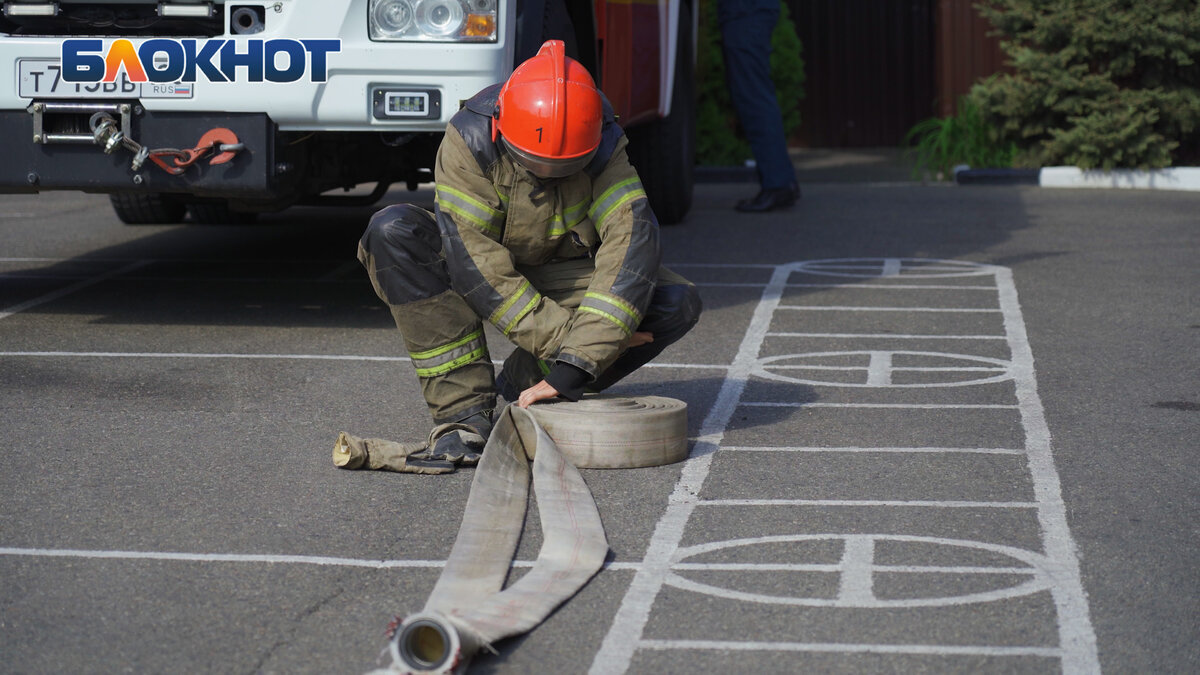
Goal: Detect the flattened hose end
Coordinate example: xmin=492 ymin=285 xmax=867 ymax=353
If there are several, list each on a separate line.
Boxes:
xmin=388 ymin=612 xmax=479 ymax=674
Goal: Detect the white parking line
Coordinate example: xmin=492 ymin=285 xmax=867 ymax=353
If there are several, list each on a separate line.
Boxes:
xmin=0 ymin=547 xmax=643 ymax=571
xmin=767 ymin=332 xmax=1007 ymax=340
xmin=740 ymin=402 xmax=1018 ymax=409
xmin=0 ymin=351 xmax=729 ymax=371
xmin=790 ymin=283 xmax=998 ymax=290
xmin=699 ymin=499 xmax=1038 ymax=508
xmin=995 ymin=266 xmax=1099 ymax=672
xmin=779 ymin=306 xmax=1001 ymax=313
xmin=639 ymin=640 xmax=1063 ymax=658
xmin=722 ymin=446 xmax=1025 ymax=455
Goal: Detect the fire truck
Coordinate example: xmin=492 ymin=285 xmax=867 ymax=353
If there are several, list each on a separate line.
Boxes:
xmin=0 ymin=0 xmax=694 ymax=224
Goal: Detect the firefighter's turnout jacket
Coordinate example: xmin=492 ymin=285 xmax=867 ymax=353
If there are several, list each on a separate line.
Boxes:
xmin=359 ymin=85 xmax=700 ymax=425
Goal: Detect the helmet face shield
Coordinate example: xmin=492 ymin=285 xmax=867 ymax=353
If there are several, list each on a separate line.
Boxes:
xmin=501 ymin=136 xmax=597 ymax=179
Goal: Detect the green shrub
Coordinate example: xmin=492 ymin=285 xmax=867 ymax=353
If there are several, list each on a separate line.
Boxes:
xmin=973 ymin=0 xmax=1200 ymax=169
xmin=904 ymin=91 xmax=1017 ymax=179
xmin=697 ymin=2 xmax=806 ymax=166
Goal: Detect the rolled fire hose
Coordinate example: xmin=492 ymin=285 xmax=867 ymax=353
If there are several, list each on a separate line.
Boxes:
xmin=367 ymin=396 xmax=688 ymax=674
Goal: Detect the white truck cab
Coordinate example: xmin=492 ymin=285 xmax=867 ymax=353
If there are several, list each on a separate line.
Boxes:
xmin=0 ymin=0 xmax=695 ymax=223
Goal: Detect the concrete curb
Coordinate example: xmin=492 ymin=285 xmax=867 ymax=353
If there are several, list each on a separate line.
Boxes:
xmin=957 ymin=166 xmax=1200 ymax=191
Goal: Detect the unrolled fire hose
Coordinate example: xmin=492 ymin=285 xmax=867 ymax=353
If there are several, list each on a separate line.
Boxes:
xmin=333 ymin=396 xmax=689 ymax=673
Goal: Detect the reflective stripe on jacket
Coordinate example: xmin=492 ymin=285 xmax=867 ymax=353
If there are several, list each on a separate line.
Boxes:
xmin=435 ymin=85 xmax=662 ymax=379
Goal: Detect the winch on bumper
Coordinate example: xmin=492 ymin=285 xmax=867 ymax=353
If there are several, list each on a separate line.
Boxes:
xmin=1 ymin=103 xmax=275 ymax=197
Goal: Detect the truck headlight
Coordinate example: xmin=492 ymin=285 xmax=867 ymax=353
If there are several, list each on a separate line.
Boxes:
xmin=369 ymin=0 xmax=496 ymax=42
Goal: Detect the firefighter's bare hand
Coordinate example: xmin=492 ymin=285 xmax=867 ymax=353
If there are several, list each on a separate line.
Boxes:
xmin=628 ymin=331 xmax=654 ymax=348
xmin=518 ymin=380 xmax=560 ymax=408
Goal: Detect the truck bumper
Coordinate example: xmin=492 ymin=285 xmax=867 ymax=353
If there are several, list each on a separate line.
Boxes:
xmin=0 ymin=108 xmax=276 ymax=197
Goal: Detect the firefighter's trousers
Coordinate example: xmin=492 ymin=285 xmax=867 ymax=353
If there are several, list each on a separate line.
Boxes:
xmin=358 ymin=204 xmax=701 ymax=425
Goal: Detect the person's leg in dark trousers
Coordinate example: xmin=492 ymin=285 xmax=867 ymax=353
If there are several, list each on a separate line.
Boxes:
xmin=719 ymin=0 xmax=798 ymax=209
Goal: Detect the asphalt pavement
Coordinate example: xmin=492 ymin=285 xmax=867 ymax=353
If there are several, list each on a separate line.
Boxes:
xmin=0 ymin=168 xmax=1196 ymax=674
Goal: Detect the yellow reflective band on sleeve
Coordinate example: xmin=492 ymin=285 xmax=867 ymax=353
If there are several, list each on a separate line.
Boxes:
xmin=578 ymin=306 xmax=633 ymax=336
xmin=409 ymin=330 xmax=488 ymax=378
xmin=491 ymin=281 xmax=542 ymax=336
xmin=436 ymin=185 xmax=504 ymax=236
xmin=584 ymin=291 xmax=641 ymax=323
xmin=581 ymin=291 xmax=641 ymax=335
xmin=588 ymin=177 xmax=646 ymax=227
xmin=504 ymin=291 xmax=541 ymax=335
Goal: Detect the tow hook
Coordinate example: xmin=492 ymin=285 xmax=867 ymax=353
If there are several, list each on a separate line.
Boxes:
xmin=89 ymin=112 xmax=243 ymax=175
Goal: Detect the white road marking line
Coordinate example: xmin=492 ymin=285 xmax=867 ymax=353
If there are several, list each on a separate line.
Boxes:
xmin=639 ymin=640 xmax=1062 ymax=658
xmin=866 ymin=351 xmax=893 ymax=385
xmin=881 ymin=258 xmax=903 ymax=277
xmin=767 ymin=332 xmax=1007 ymax=340
xmin=0 ymin=260 xmax=149 ymax=321
xmin=1 ymin=274 xmax=368 ymax=284
xmin=588 ymin=264 xmax=792 ymax=675
xmin=837 ymin=536 xmax=876 ymax=604
xmin=0 ymin=351 xmax=730 ymax=371
xmin=670 ymin=563 xmax=1036 ymax=574
xmin=721 ymin=446 xmax=1025 ymax=455
xmin=799 ymin=264 xmax=988 ymax=273
xmin=790 ymin=283 xmax=998 ymax=290
xmin=662 ymin=283 xmax=1001 ymax=290
xmin=0 ymin=546 xmax=1038 ymax=577
xmin=698 ymin=500 xmax=1037 ymax=508
xmin=0 ymin=351 xmax=414 ymax=362
xmin=0 ymin=547 xmax=446 ymax=568
xmin=766 ymin=365 xmax=1007 ymax=372
xmin=668 ymin=263 xmax=780 ymax=269
xmin=995 ymin=266 xmax=1099 ymax=673
xmin=0 ymin=547 xmax=645 ymax=571
xmin=778 ymin=306 xmax=1001 ymax=313
xmin=740 ymin=402 xmax=1018 ymax=410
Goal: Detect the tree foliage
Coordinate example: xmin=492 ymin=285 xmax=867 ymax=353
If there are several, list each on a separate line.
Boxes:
xmin=973 ymin=0 xmax=1200 ymax=169
xmin=697 ymin=2 xmax=806 ymax=166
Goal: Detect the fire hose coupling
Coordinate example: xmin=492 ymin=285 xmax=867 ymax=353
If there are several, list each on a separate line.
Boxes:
xmin=87 ymin=112 xmax=243 ymax=175
xmin=375 ymin=611 xmax=479 ymax=675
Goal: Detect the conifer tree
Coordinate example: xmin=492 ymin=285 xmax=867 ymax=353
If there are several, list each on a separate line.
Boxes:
xmin=973 ymin=0 xmax=1200 ymax=169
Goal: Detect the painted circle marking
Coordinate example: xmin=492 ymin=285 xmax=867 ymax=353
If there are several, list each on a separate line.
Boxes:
xmin=795 ymin=258 xmax=998 ymax=279
xmin=666 ymin=534 xmax=1052 ymax=608
xmin=755 ymin=351 xmax=1014 ymax=388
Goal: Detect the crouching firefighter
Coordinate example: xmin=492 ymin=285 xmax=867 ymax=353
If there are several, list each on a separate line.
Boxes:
xmin=357 ymin=40 xmax=702 ymax=470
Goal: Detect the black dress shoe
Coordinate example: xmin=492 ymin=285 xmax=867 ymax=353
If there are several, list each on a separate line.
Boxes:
xmin=735 ymin=184 xmax=800 ymax=212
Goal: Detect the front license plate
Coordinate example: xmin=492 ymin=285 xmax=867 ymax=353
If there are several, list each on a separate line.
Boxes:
xmin=18 ymin=59 xmax=193 ymax=99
